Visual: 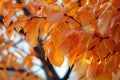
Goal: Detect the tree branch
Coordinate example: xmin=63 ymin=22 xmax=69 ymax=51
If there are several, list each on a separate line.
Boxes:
xmin=34 ymin=39 xmax=60 ymax=80
xmin=64 ymin=14 xmax=82 ymax=27
xmin=62 ymin=65 xmax=73 ymax=80
xmin=0 ymin=67 xmax=25 ymax=72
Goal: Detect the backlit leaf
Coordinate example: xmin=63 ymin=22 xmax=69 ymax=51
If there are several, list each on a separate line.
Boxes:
xmin=48 ymin=41 xmax=64 ymax=67
xmin=26 ymin=25 xmax=38 ymax=47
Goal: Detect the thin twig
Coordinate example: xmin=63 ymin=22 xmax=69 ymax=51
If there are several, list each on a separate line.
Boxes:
xmin=64 ymin=14 xmax=82 ymax=27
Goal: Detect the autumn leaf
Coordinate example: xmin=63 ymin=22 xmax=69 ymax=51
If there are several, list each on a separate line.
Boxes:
xmin=47 ymin=12 xmax=64 ymax=22
xmin=26 ymin=25 xmax=38 ymax=47
xmin=6 ymin=23 xmax=15 ymax=37
xmin=22 ymin=55 xmax=34 ymax=69
xmin=47 ymin=0 xmax=57 ymax=4
xmin=60 ymin=30 xmax=81 ymax=55
xmin=3 ymin=3 xmax=24 ymax=27
xmin=106 ymin=52 xmax=120 ymax=72
xmin=48 ymin=40 xmax=64 ymax=67
xmin=24 ymin=19 xmax=39 ymax=47
xmin=74 ymin=58 xmax=90 ymax=79
xmin=68 ymin=43 xmax=84 ymax=67
xmin=0 ymin=34 xmax=4 ymax=43
xmin=97 ymin=2 xmax=113 ymax=35
xmin=0 ymin=0 xmax=4 ymax=15
xmin=96 ymin=72 xmax=112 ymax=80
xmin=15 ymin=15 xmax=28 ymax=32
xmin=1 ymin=0 xmax=120 ymax=79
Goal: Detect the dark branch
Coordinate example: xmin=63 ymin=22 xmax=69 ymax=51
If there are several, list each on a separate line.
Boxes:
xmin=77 ymin=0 xmax=81 ymax=7
xmin=16 ymin=0 xmax=22 ymax=4
xmin=30 ymin=16 xmax=46 ymax=20
xmin=64 ymin=14 xmax=82 ymax=27
xmin=118 ymin=8 xmax=120 ymax=12
xmin=0 ymin=15 xmax=4 ymax=24
xmin=34 ymin=39 xmax=60 ymax=80
xmin=23 ymin=8 xmax=31 ymax=16
xmin=62 ymin=65 xmax=73 ymax=80
xmin=0 ymin=67 xmax=25 ymax=72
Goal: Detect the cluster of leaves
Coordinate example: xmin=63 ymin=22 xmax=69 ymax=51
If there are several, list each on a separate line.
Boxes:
xmin=0 ymin=28 xmax=43 ymax=79
xmin=0 ymin=0 xmax=120 ymax=80
xmin=0 ymin=69 xmax=42 ymax=80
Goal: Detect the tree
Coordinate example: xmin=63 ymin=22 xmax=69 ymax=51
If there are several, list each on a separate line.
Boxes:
xmin=0 ymin=0 xmax=120 ymax=80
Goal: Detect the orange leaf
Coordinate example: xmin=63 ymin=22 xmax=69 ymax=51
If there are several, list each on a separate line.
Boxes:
xmin=23 ymin=19 xmax=36 ymax=33
xmin=0 ymin=23 xmax=2 ymax=30
xmin=3 ymin=4 xmax=23 ymax=27
xmin=47 ymin=0 xmax=57 ymax=4
xmin=60 ymin=30 xmax=81 ymax=55
xmin=74 ymin=58 xmax=90 ymax=78
xmin=25 ymin=20 xmax=39 ymax=47
xmin=6 ymin=23 xmax=15 ymax=37
xmin=0 ymin=0 xmax=4 ymax=15
xmin=15 ymin=15 xmax=28 ymax=32
xmin=48 ymin=41 xmax=64 ymax=67
xmin=106 ymin=52 xmax=120 ymax=72
xmin=98 ymin=3 xmax=113 ymax=35
xmin=0 ymin=34 xmax=4 ymax=44
xmin=96 ymin=72 xmax=112 ymax=80
xmin=68 ymin=43 xmax=84 ymax=67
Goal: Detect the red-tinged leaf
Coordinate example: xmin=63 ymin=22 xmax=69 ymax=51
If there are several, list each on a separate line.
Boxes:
xmin=26 ymin=21 xmax=39 ymax=47
xmin=47 ymin=12 xmax=64 ymax=22
xmin=60 ymin=30 xmax=81 ymax=55
xmin=3 ymin=4 xmax=23 ymax=27
xmin=48 ymin=41 xmax=64 ymax=67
